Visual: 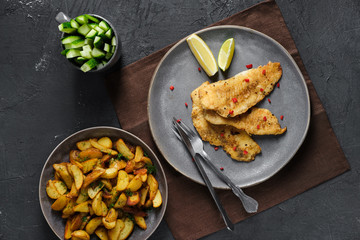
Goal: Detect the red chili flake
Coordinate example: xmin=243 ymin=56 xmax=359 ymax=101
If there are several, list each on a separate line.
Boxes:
xmin=177 ymin=119 xmax=181 ymax=123
xmin=263 ymin=116 xmax=267 ymax=121
xmin=185 ymin=102 xmax=188 ymax=108
xmin=244 ymin=78 xmax=250 ymax=82
xmin=243 ymin=150 xmax=248 ymax=155
xmin=268 ymin=98 xmax=271 ymax=104
xmin=220 ymin=167 xmax=224 ymax=171
xmin=246 ymin=64 xmax=253 ymax=69
xmin=233 ymin=146 xmax=237 ymax=151
xmin=257 ymin=125 xmax=260 ymax=129
xmin=198 ymin=67 xmax=201 ymax=72
xmin=170 ymin=85 xmax=174 ymax=91
xmin=262 ymin=69 xmax=266 ymax=75
xmin=280 ymin=115 xmax=284 ymax=120
xmin=260 ymin=88 xmax=264 ymax=92
xmin=220 ymin=133 xmax=225 ymax=137
xmin=214 ymin=146 xmax=219 ymax=151
xmin=277 ymin=82 xmax=280 ymax=88
xmin=232 ymin=98 xmax=238 ymax=103
xmin=229 ymin=110 xmax=234 ymax=115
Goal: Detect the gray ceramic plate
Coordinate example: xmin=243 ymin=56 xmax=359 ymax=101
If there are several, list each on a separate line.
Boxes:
xmin=39 ymin=126 xmax=168 ymax=240
xmin=148 ymin=26 xmax=310 ymax=189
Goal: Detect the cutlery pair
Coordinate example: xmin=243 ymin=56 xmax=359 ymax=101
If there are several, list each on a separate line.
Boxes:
xmin=171 ymin=118 xmax=258 ymax=231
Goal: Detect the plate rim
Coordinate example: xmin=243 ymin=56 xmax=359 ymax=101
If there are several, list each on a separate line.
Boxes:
xmin=147 ymin=25 xmax=311 ymax=189
xmin=38 ymin=126 xmax=168 ymax=239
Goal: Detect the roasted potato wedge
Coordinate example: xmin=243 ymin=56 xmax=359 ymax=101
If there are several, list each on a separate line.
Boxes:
xmin=76 ymin=140 xmax=91 ymax=151
xmin=76 ymin=187 xmax=89 ymax=204
xmin=46 ymin=180 xmax=62 ymax=199
xmin=95 ymin=227 xmax=109 ymax=240
xmin=114 ymin=192 xmax=127 ymax=209
xmin=127 ymin=174 xmax=142 ymax=192
xmin=51 ymin=195 xmax=70 ymax=211
xmin=79 ymin=148 xmax=103 ymax=161
xmin=64 ymin=218 xmax=72 ymax=239
xmin=134 ymin=215 xmax=147 ymax=230
xmin=85 ymin=217 xmax=102 ymax=235
xmin=81 ymin=158 xmax=99 ymax=174
xmin=73 ymin=200 xmax=90 ymax=213
xmin=98 ymin=137 xmax=113 ymax=149
xmin=101 ymin=167 xmax=118 ymax=179
xmin=126 ymin=192 xmax=140 ymax=206
xmin=118 ymin=217 xmax=134 ymax=240
xmin=90 ymin=138 xmax=118 ymax=155
xmin=83 ymin=168 xmax=106 ymax=188
xmin=70 ymin=164 xmax=84 ymax=190
xmin=147 ymin=174 xmax=159 ymax=201
xmin=108 ymin=219 xmax=124 ymax=240
xmin=53 ymin=164 xmax=73 ymax=189
xmin=102 ymin=208 xmax=118 ymax=229
xmin=116 ymin=170 xmax=129 ymax=191
xmin=153 ymin=189 xmax=163 ymax=208
xmin=115 ymin=139 xmax=135 ymax=160
xmin=134 ymin=146 xmax=144 ymax=162
xmin=92 ymin=192 xmax=108 ymax=216
xmin=88 ymin=181 xmax=105 ymax=199
xmin=71 ymin=230 xmax=90 ymax=240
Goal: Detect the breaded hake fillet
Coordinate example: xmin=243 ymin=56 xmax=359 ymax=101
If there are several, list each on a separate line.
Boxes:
xmin=191 ymin=82 xmax=261 ymax=162
xmin=198 ymin=62 xmax=282 ymax=118
xmin=204 ymin=107 xmax=286 ymax=135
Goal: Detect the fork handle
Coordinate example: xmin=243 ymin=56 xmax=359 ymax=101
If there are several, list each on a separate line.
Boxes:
xmin=193 ymin=154 xmax=234 ymax=231
xmin=200 ymin=151 xmax=258 ymax=213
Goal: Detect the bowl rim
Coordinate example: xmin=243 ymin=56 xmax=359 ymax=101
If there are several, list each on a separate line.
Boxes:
xmin=39 ymin=126 xmax=168 ymax=239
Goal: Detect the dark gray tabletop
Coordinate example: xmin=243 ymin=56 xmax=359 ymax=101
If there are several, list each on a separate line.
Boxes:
xmin=1 ymin=0 xmax=359 ymax=239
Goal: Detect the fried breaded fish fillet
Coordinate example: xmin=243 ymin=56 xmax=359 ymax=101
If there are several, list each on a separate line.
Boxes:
xmin=198 ymin=62 xmax=282 ymax=118
xmin=204 ymin=107 xmax=286 ymax=135
xmin=191 ymin=82 xmax=261 ymax=162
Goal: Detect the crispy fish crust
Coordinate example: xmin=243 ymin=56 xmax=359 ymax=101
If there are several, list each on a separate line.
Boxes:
xmin=204 ymin=107 xmax=287 ymax=135
xmin=191 ymin=82 xmax=261 ymax=162
xmin=198 ymin=62 xmax=282 ymax=118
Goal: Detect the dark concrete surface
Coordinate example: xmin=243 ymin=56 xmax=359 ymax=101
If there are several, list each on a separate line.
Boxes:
xmin=0 ymin=0 xmax=359 ymax=239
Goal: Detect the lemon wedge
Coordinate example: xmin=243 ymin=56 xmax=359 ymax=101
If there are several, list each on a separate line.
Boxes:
xmin=186 ymin=34 xmax=218 ymax=77
xmin=218 ymin=38 xmax=235 ymax=71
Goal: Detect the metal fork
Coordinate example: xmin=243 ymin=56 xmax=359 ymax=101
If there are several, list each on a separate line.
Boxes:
xmin=171 ymin=119 xmax=258 ymax=213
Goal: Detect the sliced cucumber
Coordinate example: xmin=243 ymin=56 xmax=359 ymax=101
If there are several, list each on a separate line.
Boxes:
xmin=105 ymin=29 xmax=113 ymax=39
xmin=91 ymin=48 xmax=105 ymax=59
xmin=66 ymin=49 xmax=81 ymax=58
xmin=58 ymin=22 xmax=76 ymax=34
xmin=75 ymin=15 xmax=88 ymax=25
xmin=105 ymin=52 xmax=113 ymax=60
xmin=77 ymin=24 xmax=91 ymax=36
xmin=111 ymin=45 xmax=116 ymax=53
xmin=88 ymin=23 xmax=98 ymax=29
xmin=69 ymin=39 xmax=85 ymax=49
xmin=81 ymin=58 xmax=98 ymax=72
xmin=84 ymin=38 xmax=93 ymax=45
xmin=99 ymin=20 xmax=110 ymax=31
xmin=85 ymin=29 xmax=98 ymax=39
xmin=82 ymin=45 xmax=92 ymax=52
xmin=80 ymin=50 xmax=92 ymax=59
xmin=111 ymin=36 xmax=116 ymax=46
xmin=61 ymin=35 xmax=82 ymax=44
xmin=61 ymin=49 xmax=70 ymax=56
xmin=103 ymin=43 xmax=110 ymax=52
xmin=74 ymin=56 xmax=86 ymax=65
xmin=94 ymin=26 xmax=106 ymax=38
xmin=93 ymin=36 xmax=103 ymax=48
xmin=70 ymin=19 xmax=80 ymax=29
xmin=85 ymin=14 xmax=100 ymax=23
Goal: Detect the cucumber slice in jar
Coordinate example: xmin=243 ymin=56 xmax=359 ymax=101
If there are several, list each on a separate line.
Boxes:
xmin=105 ymin=29 xmax=113 ymax=39
xmin=80 ymin=50 xmax=92 ymax=59
xmin=77 ymin=24 xmax=91 ymax=36
xmin=58 ymin=22 xmax=76 ymax=33
xmin=99 ymin=20 xmax=110 ymax=31
xmin=81 ymin=58 xmax=98 ymax=72
xmin=75 ymin=15 xmax=88 ymax=25
xmin=61 ymin=49 xmax=70 ymax=56
xmin=70 ymin=19 xmax=80 ymax=29
xmin=111 ymin=36 xmax=116 ymax=46
xmin=85 ymin=14 xmax=100 ymax=23
xmin=82 ymin=45 xmax=92 ymax=52
xmin=93 ymin=36 xmax=103 ymax=48
xmin=66 ymin=49 xmax=81 ymax=58
xmin=84 ymin=39 xmax=93 ymax=45
xmin=91 ymin=48 xmax=105 ymax=59
xmin=85 ymin=29 xmax=98 ymax=39
xmin=105 ymin=52 xmax=113 ymax=60
xmin=61 ymin=35 xmax=82 ymax=44
xmin=88 ymin=23 xmax=98 ymax=29
xmin=103 ymin=43 xmax=110 ymax=53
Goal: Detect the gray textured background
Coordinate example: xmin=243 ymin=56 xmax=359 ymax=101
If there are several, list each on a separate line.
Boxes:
xmin=0 ymin=0 xmax=359 ymax=239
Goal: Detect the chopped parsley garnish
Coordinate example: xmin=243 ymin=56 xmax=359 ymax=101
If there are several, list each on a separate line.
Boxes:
xmin=145 ymin=164 xmax=156 ymax=175
xmin=116 ymin=153 xmax=123 ymax=160
xmin=98 ymin=181 xmax=104 ymax=188
xmin=81 ymin=216 xmax=88 ymax=222
xmin=109 ymin=203 xmax=115 ymax=209
xmin=124 ymin=189 xmax=133 ymax=196
xmin=79 ymin=156 xmax=89 ymax=162
xmin=125 ymin=213 xmax=135 ymax=223
xmin=143 ymin=152 xmax=149 ymax=157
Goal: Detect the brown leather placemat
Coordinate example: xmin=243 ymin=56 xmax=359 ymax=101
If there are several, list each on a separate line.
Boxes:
xmin=104 ymin=1 xmax=350 ymax=239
